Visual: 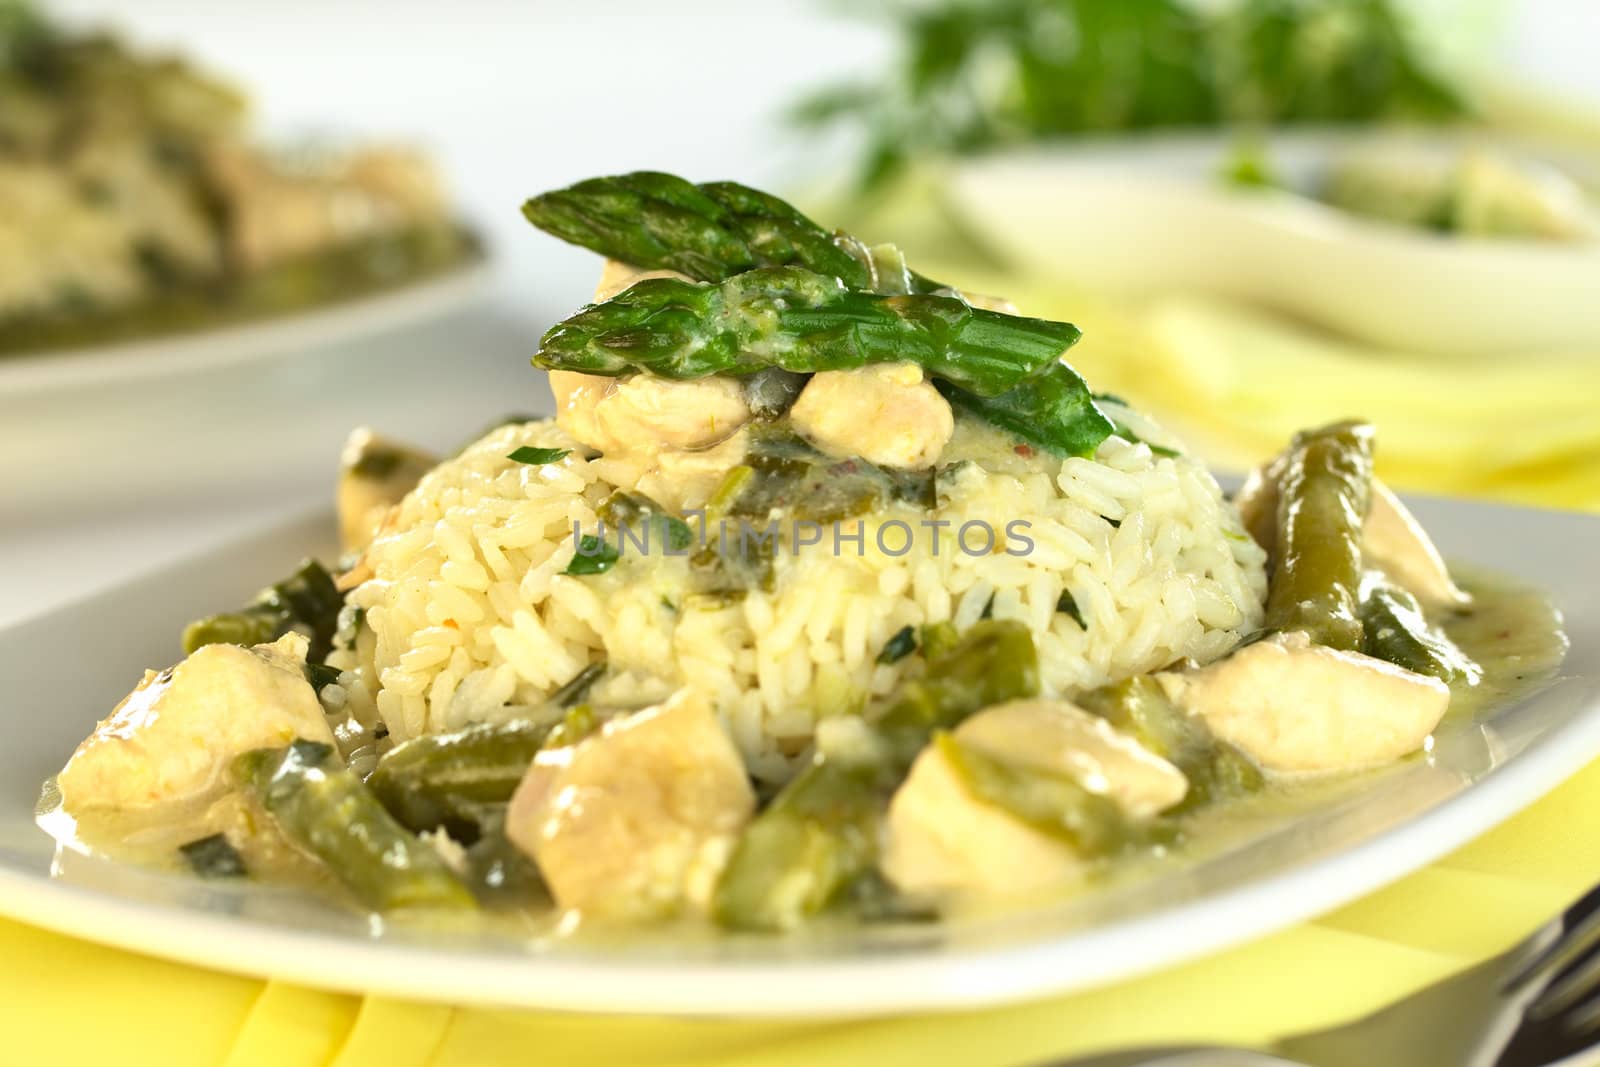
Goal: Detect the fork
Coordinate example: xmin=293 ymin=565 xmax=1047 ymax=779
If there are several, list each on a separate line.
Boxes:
xmin=1039 ymin=881 xmax=1600 ymax=1067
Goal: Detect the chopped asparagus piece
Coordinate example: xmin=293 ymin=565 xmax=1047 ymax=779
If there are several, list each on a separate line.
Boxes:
xmin=1079 ymin=675 xmax=1262 ymax=810
xmin=181 ymin=558 xmax=344 ymax=662
xmin=367 ymin=720 xmax=554 ymax=839
xmin=1361 ymin=583 xmax=1482 ymax=686
xmin=713 ymin=619 xmax=1039 ymax=931
xmin=234 ymin=740 xmax=474 ymax=911
xmin=1263 ymin=420 xmax=1376 ymax=651
xmin=934 ymin=733 xmax=1157 ymax=857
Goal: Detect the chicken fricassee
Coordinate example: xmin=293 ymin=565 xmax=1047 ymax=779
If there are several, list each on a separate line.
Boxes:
xmin=42 ymin=173 xmax=1567 ymax=935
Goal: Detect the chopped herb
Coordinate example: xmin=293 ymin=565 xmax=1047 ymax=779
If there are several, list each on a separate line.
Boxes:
xmin=564 ymin=535 xmax=619 ymax=575
xmin=304 ymin=662 xmax=341 ymax=691
xmin=180 ymin=834 xmax=247 ymax=879
xmin=660 ymin=595 xmax=678 ymax=613
xmin=980 ymin=594 xmax=996 ymax=620
xmin=876 ymin=625 xmax=918 ymax=665
xmin=1056 ymin=591 xmax=1086 ymax=629
xmin=549 ymin=662 xmax=605 ymax=707
xmin=507 ymin=446 xmax=571 ymax=466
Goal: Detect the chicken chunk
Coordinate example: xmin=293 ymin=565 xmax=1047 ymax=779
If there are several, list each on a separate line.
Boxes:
xmin=1157 ymin=631 xmax=1449 ymax=773
xmin=635 ymin=428 xmax=750 ymax=513
xmin=883 ymin=700 xmax=1186 ymax=899
xmin=593 ymin=258 xmax=692 ymax=302
xmin=1364 ymin=480 xmax=1469 ymax=609
xmin=549 ymin=371 xmax=751 ymax=455
xmin=789 ymin=363 xmax=955 ymax=470
xmin=505 ymin=688 xmax=755 ymax=920
xmin=337 ymin=428 xmax=437 ymax=552
xmin=57 ymin=634 xmax=335 ymax=817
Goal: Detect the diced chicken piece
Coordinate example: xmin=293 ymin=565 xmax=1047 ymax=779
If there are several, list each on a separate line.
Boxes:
xmin=1364 ymin=480 xmax=1469 ymax=609
xmin=957 ymin=291 xmax=1020 ymax=316
xmin=57 ymin=634 xmax=336 ymax=817
xmin=789 ymin=363 xmax=954 ymax=470
xmin=1231 ymin=459 xmax=1281 ymax=558
xmin=1157 ymin=631 xmax=1449 ymax=774
xmin=549 ymin=371 xmax=751 ymax=456
xmin=598 ymin=374 xmax=752 ymax=452
xmin=635 ymin=428 xmax=750 ymax=513
xmin=337 ymin=427 xmax=437 ymax=552
xmin=506 ymin=688 xmax=755 ymax=920
xmin=593 ymin=258 xmax=693 ymax=302
xmin=883 ymin=700 xmax=1186 ymax=899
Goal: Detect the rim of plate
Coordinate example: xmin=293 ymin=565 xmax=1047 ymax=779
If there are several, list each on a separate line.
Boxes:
xmin=0 ymin=259 xmax=493 ymax=395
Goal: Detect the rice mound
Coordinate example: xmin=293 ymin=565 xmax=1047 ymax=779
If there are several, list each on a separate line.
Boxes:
xmin=332 ymin=419 xmax=1268 ymax=783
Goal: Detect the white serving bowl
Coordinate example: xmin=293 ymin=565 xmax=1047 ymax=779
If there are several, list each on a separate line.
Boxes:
xmin=945 ymin=128 xmax=1600 ymax=356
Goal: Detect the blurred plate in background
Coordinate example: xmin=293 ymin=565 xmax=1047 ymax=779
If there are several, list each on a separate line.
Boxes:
xmin=0 ymin=256 xmax=492 ymax=396
xmin=946 ymin=128 xmax=1600 ymax=356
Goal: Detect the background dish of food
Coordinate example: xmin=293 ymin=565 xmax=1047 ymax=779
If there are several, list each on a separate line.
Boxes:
xmin=940 ymin=128 xmax=1600 ymax=356
xmin=0 ymin=2 xmax=483 ymax=376
xmin=0 ymin=492 xmax=1596 ymax=1014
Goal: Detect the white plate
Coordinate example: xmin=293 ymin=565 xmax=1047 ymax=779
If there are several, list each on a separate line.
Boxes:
xmin=944 ymin=129 xmax=1600 ymax=356
xmin=0 ymin=260 xmax=492 ymax=395
xmin=0 ymin=496 xmax=1597 ymax=1017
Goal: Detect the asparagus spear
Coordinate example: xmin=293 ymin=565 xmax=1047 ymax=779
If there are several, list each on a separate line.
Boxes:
xmin=522 ymin=171 xmax=943 ymax=294
xmin=713 ymin=619 xmax=1039 ymax=931
xmin=1263 ymin=420 xmax=1376 ymax=651
xmin=539 ymin=266 xmax=1074 ymax=393
xmin=234 ymin=740 xmax=475 ymax=912
xmin=182 ymin=558 xmax=344 ymax=662
xmin=1360 ymin=583 xmax=1482 ymax=686
xmin=536 ymin=266 xmax=1109 ymax=457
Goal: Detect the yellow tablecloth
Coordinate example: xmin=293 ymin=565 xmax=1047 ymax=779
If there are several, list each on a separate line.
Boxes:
xmin=15 ymin=178 xmax=1600 ymax=1067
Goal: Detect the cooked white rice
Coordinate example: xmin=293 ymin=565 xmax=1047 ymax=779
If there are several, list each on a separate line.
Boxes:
xmin=330 ymin=419 xmax=1267 ymax=783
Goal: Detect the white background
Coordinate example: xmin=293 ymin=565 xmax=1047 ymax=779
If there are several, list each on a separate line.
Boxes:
xmin=3 ymin=0 xmax=1597 ymax=625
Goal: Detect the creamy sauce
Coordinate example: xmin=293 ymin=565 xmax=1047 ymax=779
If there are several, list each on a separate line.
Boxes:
xmin=36 ymin=569 xmax=1568 ymax=934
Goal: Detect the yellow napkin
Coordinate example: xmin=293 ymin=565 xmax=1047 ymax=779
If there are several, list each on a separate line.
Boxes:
xmin=6 ymin=761 xmax=1597 ymax=1067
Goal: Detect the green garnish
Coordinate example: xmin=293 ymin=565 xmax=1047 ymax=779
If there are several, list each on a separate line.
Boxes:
xmin=179 ymin=834 xmax=247 ymax=879
xmin=564 ymin=535 xmax=620 ymax=576
xmin=507 ymin=446 xmax=571 ymax=466
xmin=877 ymin=625 xmax=918 ymax=665
xmin=548 ymin=661 xmax=606 ymax=708
xmin=304 ymin=662 xmax=341 ymax=691
xmin=1056 ymin=591 xmax=1086 ymax=629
